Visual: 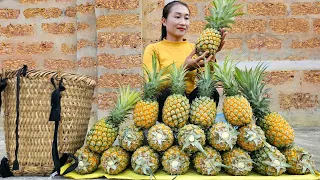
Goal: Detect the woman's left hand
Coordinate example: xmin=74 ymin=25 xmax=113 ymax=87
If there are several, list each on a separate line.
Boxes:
xmin=217 ymin=28 xmax=227 ymax=53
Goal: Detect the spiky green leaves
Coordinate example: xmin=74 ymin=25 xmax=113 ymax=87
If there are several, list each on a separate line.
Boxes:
xmin=108 ymin=85 xmax=141 ymax=125
xmin=197 ymin=62 xmax=216 ymax=97
xmin=234 ymin=63 xmax=271 ymax=121
xmin=205 ymin=0 xmax=245 ymax=30
xmin=169 ymin=63 xmax=188 ymax=95
xmin=143 ymin=52 xmax=170 ymax=101
xmin=178 ymin=124 xmax=206 ymax=155
xmin=213 ymin=55 xmax=239 ymax=97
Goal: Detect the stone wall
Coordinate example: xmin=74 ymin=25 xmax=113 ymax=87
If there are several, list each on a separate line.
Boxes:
xmin=0 ymin=0 xmax=319 ymax=127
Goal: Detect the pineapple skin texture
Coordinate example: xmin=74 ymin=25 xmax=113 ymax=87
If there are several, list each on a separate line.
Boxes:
xmin=119 ymin=125 xmax=144 ymax=152
xmin=223 ymin=95 xmax=252 ymax=126
xmin=195 ymin=28 xmax=221 ymax=57
xmin=134 ymin=100 xmax=159 ymax=129
xmin=163 ymin=94 xmax=190 ymax=128
xmin=162 ymin=146 xmax=190 ymax=175
xmin=222 ymin=148 xmax=253 ymax=176
xmin=178 ymin=124 xmax=206 ymax=154
xmin=237 ymin=124 xmax=266 ymax=152
xmin=251 ymin=143 xmax=287 ymax=176
xmin=259 ymin=112 xmax=294 ymax=149
xmin=193 ymin=146 xmax=222 ymax=176
xmin=86 ymin=119 xmax=118 ymax=154
xmin=190 ymin=96 xmax=217 ymax=129
xmin=74 ymin=146 xmax=100 ymax=175
xmin=101 ymin=146 xmax=129 ymax=175
xmin=282 ymin=146 xmax=315 ymax=175
xmin=148 ymin=123 xmax=174 ymax=152
xmin=131 ymin=146 xmax=159 ymax=175
xmin=207 ymin=122 xmax=238 ymax=151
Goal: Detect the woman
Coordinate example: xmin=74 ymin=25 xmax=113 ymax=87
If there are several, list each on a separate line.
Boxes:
xmin=143 ymin=0 xmax=226 ymax=121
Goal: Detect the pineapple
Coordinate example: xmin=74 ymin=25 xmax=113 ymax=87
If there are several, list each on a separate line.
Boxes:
xmin=72 ymin=146 xmax=100 ymax=175
xmin=193 ymin=146 xmax=225 ymax=176
xmin=131 ymin=146 xmax=159 ymax=176
xmin=282 ymin=145 xmax=316 ymax=175
xmin=86 ymin=86 xmax=141 ymax=153
xmin=101 ymin=146 xmax=129 ymax=175
xmin=162 ymin=146 xmax=190 ymax=175
xmin=118 ymin=124 xmax=144 ymax=152
xmin=134 ymin=53 xmax=168 ymax=129
xmin=222 ymin=147 xmax=253 ymax=176
xmin=195 ymin=0 xmax=245 ymax=57
xmin=234 ymin=64 xmax=294 ymax=149
xmin=147 ymin=123 xmax=174 ymax=152
xmin=251 ymin=142 xmax=290 ymax=176
xmin=214 ymin=57 xmax=253 ymax=126
xmin=237 ymin=124 xmax=266 ymax=152
xmin=162 ymin=63 xmax=190 ymax=128
xmin=207 ymin=122 xmax=238 ymax=151
xmin=178 ymin=124 xmax=206 ymax=155
xmin=190 ymin=62 xmax=217 ymax=129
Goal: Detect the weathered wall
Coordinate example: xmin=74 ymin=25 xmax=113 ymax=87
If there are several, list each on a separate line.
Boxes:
xmin=0 ymin=0 xmax=319 ymax=127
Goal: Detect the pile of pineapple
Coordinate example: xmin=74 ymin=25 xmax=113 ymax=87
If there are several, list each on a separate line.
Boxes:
xmin=69 ymin=53 xmax=317 ymax=177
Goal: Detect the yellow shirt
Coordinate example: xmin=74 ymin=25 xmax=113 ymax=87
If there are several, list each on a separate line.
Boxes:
xmin=143 ymin=39 xmax=196 ymax=94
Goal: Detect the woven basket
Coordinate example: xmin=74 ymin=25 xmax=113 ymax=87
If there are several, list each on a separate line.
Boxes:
xmin=2 ymin=67 xmax=96 ymax=176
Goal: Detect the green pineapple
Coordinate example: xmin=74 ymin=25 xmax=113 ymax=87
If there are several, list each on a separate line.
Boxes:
xmin=72 ymin=146 xmax=100 ymax=175
xmin=207 ymin=122 xmax=238 ymax=151
xmin=131 ymin=146 xmax=159 ymax=176
xmin=193 ymin=146 xmax=226 ymax=175
xmin=251 ymin=142 xmax=290 ymax=176
xmin=86 ymin=86 xmax=141 ymax=153
xmin=178 ymin=124 xmax=206 ymax=155
xmin=222 ymin=147 xmax=253 ymax=176
xmin=118 ymin=124 xmax=144 ymax=152
xmin=190 ymin=62 xmax=217 ymax=129
xmin=147 ymin=123 xmax=174 ymax=152
xmin=161 ymin=146 xmax=190 ymax=175
xmin=237 ymin=124 xmax=266 ymax=152
xmin=101 ymin=146 xmax=129 ymax=175
xmin=162 ymin=64 xmax=190 ymax=128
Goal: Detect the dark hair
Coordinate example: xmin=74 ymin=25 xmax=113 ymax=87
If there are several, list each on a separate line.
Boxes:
xmin=161 ymin=1 xmax=190 ymax=40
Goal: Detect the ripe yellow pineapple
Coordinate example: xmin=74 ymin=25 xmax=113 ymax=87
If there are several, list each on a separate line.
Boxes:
xmin=214 ymin=57 xmax=253 ymax=126
xmin=282 ymin=145 xmax=316 ymax=175
xmin=177 ymin=124 xmax=206 ymax=155
xmin=234 ymin=64 xmax=294 ymax=149
xmin=195 ymin=0 xmax=245 ymax=57
xmin=207 ymin=122 xmax=238 ymax=151
xmin=147 ymin=123 xmax=174 ymax=152
xmin=222 ymin=147 xmax=253 ymax=176
xmin=190 ymin=62 xmax=217 ymax=129
xmin=162 ymin=64 xmax=190 ymax=128
xmin=134 ymin=53 xmax=168 ymax=129
xmin=72 ymin=146 xmax=100 ymax=175
xmin=161 ymin=146 xmax=190 ymax=175
xmin=101 ymin=146 xmax=129 ymax=175
xmin=193 ymin=146 xmax=225 ymax=176
xmin=131 ymin=146 xmax=159 ymax=176
xmin=237 ymin=124 xmax=266 ymax=152
xmin=118 ymin=124 xmax=144 ymax=152
xmin=86 ymin=86 xmax=141 ymax=153
xmin=251 ymin=142 xmax=290 ymax=176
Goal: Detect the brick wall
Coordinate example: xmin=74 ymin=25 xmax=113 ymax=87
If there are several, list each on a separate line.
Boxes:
xmin=0 ymin=0 xmax=319 ymax=127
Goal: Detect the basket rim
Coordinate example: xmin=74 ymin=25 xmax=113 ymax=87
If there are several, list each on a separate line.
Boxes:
xmin=3 ymin=68 xmax=96 ymax=87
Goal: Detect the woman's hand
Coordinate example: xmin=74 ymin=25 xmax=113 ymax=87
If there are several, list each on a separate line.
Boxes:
xmin=217 ymin=28 xmax=227 ymax=53
xmin=184 ymin=49 xmax=214 ymax=71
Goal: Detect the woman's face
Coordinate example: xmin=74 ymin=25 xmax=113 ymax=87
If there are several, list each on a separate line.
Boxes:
xmin=163 ymin=4 xmax=190 ymax=41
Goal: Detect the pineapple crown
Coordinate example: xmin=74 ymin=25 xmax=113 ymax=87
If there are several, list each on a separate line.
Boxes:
xmin=108 ymin=85 xmax=141 ymax=125
xmin=213 ymin=55 xmax=240 ymax=97
xmin=143 ymin=52 xmax=170 ymax=101
xmin=234 ymin=63 xmax=271 ymax=121
xmin=205 ymin=0 xmax=245 ymax=30
xmin=169 ymin=63 xmax=188 ymax=95
xmin=197 ymin=62 xmax=216 ymax=98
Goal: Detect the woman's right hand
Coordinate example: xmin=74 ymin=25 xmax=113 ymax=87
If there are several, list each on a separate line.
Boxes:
xmin=184 ymin=49 xmax=214 ymax=71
